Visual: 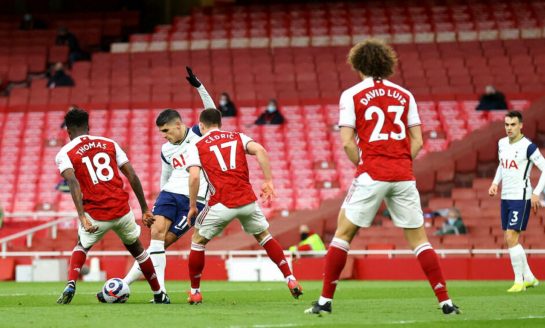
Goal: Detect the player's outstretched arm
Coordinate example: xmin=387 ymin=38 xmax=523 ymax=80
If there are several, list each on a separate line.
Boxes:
xmin=340 ymin=127 xmax=359 ymax=166
xmin=120 ymin=163 xmax=154 ymax=227
xmin=185 ymin=66 xmax=216 ymax=110
xmin=408 ymin=125 xmax=424 ymax=159
xmin=530 ymin=148 xmax=545 ymax=213
xmin=489 ymin=165 xmax=502 ymax=197
xmin=247 ymin=141 xmax=276 ymax=202
xmin=187 ymin=166 xmax=201 ymax=225
xmin=61 ymin=169 xmax=98 ymax=233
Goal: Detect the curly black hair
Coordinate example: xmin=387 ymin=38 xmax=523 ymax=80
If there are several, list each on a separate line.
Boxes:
xmin=347 ymin=39 xmax=398 ymax=79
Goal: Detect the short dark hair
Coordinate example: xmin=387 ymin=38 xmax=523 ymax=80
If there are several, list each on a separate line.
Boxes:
xmin=156 ymin=109 xmax=181 ymax=126
xmin=64 ymin=107 xmax=89 ymax=129
xmin=347 ymin=39 xmax=397 ymax=79
xmin=199 ymin=108 xmax=222 ymax=128
xmin=505 ymin=110 xmax=523 ymax=122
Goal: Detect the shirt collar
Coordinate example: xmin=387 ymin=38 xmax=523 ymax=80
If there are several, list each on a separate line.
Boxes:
xmin=202 ymin=128 xmax=220 ymax=138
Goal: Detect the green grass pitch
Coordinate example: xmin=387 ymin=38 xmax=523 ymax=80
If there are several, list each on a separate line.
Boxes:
xmin=1 ymin=281 xmax=544 ymax=327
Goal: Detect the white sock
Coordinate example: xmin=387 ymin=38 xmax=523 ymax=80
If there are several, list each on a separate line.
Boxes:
xmin=439 ymin=299 xmax=453 ymax=308
xmin=508 ymin=244 xmax=525 ymax=283
xmin=520 ymin=245 xmax=535 ymax=282
xmin=123 ymin=260 xmax=143 ymax=285
xmin=285 ymin=275 xmax=295 ymax=283
xmin=318 ymin=296 xmax=332 ymax=306
xmin=191 ymin=288 xmax=200 ymax=294
xmin=149 ymin=239 xmax=166 ymax=292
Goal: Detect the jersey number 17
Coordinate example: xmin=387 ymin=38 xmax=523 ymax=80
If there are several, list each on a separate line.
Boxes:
xmin=210 ymin=140 xmax=238 ymax=171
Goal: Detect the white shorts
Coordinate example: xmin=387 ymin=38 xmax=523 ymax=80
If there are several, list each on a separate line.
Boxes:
xmin=78 ymin=211 xmax=141 ymax=249
xmin=342 ymin=173 xmax=424 ymax=228
xmin=196 ymin=202 xmax=269 ymax=240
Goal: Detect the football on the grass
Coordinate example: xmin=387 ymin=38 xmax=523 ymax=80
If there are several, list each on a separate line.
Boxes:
xmin=102 ymin=278 xmax=130 ymax=303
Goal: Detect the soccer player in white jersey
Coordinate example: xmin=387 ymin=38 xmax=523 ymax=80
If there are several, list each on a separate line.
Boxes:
xmin=488 ymin=110 xmax=545 ymax=292
xmin=97 ymin=67 xmax=214 ymax=302
xmin=305 ymin=39 xmax=459 ymax=315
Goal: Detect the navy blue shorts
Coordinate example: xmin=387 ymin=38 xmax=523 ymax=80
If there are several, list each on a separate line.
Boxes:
xmin=152 ymin=191 xmax=205 ymax=238
xmin=501 ymin=199 xmax=531 ymax=231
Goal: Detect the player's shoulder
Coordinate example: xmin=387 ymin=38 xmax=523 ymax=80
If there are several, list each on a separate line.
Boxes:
xmin=382 ymin=79 xmax=415 ymax=99
xmin=521 ymin=136 xmax=534 ymax=147
xmin=498 ymin=136 xmax=509 ymax=146
xmin=57 ymin=138 xmax=77 ymax=154
xmin=161 ymin=141 xmax=180 ymax=158
xmin=341 ymin=79 xmax=374 ymax=98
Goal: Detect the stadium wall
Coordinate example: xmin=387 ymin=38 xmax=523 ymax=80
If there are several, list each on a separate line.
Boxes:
xmin=5 ymin=257 xmax=545 ymax=281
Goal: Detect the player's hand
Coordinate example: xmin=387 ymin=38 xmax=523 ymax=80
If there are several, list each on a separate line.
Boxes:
xmin=260 ymin=180 xmax=276 ymax=204
xmin=488 ymin=184 xmax=498 ymax=197
xmin=187 ymin=205 xmax=199 ymax=227
xmin=531 ymin=194 xmax=541 ymax=214
xmin=142 ymin=210 xmax=155 ymax=228
xmin=81 ymin=216 xmax=98 ymax=233
xmin=185 ymin=66 xmax=201 ymax=88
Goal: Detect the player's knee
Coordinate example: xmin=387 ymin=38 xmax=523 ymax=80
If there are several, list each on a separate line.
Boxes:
xmin=253 ymin=229 xmax=270 ymax=243
xmin=334 ymin=213 xmax=358 ymax=242
xmin=504 ymin=230 xmax=519 ymax=246
xmin=150 ymin=218 xmax=168 ymax=240
xmin=191 ymin=231 xmax=209 ymax=245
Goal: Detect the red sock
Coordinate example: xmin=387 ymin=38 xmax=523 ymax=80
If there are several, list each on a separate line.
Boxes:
xmin=415 ymin=243 xmax=449 ymax=303
xmin=136 ymin=251 xmax=161 ymax=292
xmin=68 ymin=245 xmax=87 ymax=282
xmin=189 ymin=243 xmax=206 ymax=289
xmin=261 ymin=236 xmax=292 ymax=277
xmin=321 ymin=238 xmax=349 ymax=299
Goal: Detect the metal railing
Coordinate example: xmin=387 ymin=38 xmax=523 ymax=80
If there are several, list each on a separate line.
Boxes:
xmin=0 ymin=212 xmax=77 ymax=258
xmin=2 ymin=212 xmax=544 ymax=260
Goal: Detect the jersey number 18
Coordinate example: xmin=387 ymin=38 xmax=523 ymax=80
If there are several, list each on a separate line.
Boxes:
xmin=82 ymin=152 xmax=114 ymax=184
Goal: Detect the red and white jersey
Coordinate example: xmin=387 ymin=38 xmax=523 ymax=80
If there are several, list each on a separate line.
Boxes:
xmin=338 ymin=78 xmax=421 ymax=181
xmin=55 ymin=135 xmax=130 ymax=221
xmin=186 ymin=129 xmax=257 ymax=208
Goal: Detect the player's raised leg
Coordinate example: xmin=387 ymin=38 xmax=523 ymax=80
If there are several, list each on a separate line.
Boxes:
xmin=124 ymin=239 xmax=170 ymax=303
xmin=187 ymin=230 xmax=208 ymax=304
xmin=254 ymin=229 xmax=303 ymax=299
xmin=305 ymin=209 xmax=359 ymax=315
xmin=123 ymin=215 xmax=172 ymax=290
xmin=403 ymin=227 xmax=459 ymax=314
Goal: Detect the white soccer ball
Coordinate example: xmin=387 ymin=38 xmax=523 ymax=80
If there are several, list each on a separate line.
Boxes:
xmin=102 ymin=278 xmax=130 ymax=303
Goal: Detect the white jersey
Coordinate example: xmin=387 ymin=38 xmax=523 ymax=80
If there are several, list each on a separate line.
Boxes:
xmin=159 ymin=84 xmax=216 ymax=203
xmin=493 ymin=136 xmax=545 ymax=200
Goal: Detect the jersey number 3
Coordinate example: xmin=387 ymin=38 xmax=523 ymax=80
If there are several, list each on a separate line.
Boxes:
xmin=82 ymin=152 xmax=114 ymax=184
xmin=210 ymin=140 xmax=238 ymax=171
xmin=365 ymin=105 xmax=406 ymax=142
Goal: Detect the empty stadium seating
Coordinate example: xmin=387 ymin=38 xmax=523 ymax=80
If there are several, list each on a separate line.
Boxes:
xmin=0 ymin=11 xmax=139 ymax=84
xmin=118 ymin=1 xmax=545 ymax=51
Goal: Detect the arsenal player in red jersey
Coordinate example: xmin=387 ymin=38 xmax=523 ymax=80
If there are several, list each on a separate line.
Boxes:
xmin=55 ymin=108 xmax=169 ymax=304
xmin=305 ymin=39 xmax=460 ymax=315
xmin=184 ymin=108 xmax=303 ymax=304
